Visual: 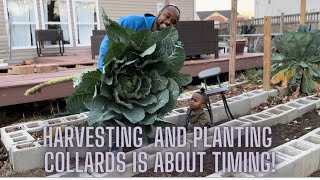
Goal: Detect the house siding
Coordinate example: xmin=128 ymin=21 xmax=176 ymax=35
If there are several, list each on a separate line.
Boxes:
xmin=255 ymin=0 xmax=320 ymax=18
xmin=0 ymin=0 xmax=194 ymax=64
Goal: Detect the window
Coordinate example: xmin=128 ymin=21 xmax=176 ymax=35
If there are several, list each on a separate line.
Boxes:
xmin=214 ymin=21 xmax=220 ymax=29
xmin=40 ymin=0 xmax=72 ymax=46
xmin=72 ymin=0 xmax=99 ymax=46
xmin=4 ymin=0 xmax=39 ymax=48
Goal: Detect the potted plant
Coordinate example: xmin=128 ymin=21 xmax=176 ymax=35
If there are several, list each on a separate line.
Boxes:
xmin=225 ymin=36 xmax=247 ymax=54
xmin=236 ymin=36 xmax=247 ymax=54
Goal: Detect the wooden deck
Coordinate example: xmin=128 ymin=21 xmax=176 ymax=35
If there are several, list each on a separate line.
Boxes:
xmin=181 ymin=53 xmax=263 ymax=77
xmin=0 ymin=53 xmax=263 ymax=107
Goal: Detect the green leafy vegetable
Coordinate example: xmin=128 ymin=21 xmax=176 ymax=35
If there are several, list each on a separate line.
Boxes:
xmin=66 ymin=10 xmax=192 ymax=131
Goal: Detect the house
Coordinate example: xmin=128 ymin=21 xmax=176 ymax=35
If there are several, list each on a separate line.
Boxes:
xmin=255 ymin=0 xmax=320 ymax=18
xmin=0 ymin=0 xmax=196 ymax=64
xmin=196 ymin=10 xmax=240 ymax=28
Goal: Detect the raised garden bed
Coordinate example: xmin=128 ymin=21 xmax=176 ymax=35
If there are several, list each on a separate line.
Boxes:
xmin=135 ymin=110 xmax=320 ymax=177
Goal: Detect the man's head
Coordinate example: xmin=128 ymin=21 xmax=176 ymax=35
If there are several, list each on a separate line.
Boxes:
xmin=155 ymin=5 xmax=180 ymax=31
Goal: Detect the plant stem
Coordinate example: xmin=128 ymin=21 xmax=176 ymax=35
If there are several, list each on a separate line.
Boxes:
xmin=300 ymin=68 xmax=305 ymax=93
xmin=24 ymin=76 xmax=74 ymax=96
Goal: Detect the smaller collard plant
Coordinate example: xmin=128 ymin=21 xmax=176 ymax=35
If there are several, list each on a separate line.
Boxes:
xmin=271 ymin=25 xmax=320 ymax=94
xmin=66 ymin=10 xmax=192 ymax=135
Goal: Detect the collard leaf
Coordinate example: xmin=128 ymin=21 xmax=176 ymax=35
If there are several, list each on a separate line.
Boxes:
xmin=138 ymin=77 xmax=152 ymax=98
xmin=86 ymin=111 xmax=115 ymax=126
xmin=140 ymin=113 xmax=157 ymax=125
xmin=130 ymin=30 xmax=156 ymax=52
xmin=76 ymin=70 xmax=101 ymax=92
xmin=66 ymin=90 xmax=93 ymax=113
xmin=301 ymin=71 xmax=314 ymax=94
xmin=159 ymin=78 xmax=180 ymax=114
xmin=165 ymin=70 xmax=192 ymax=86
xmin=130 ymin=94 xmax=157 ymax=106
xmin=118 ymin=105 xmax=146 ymax=124
xmin=150 ymin=70 xmax=168 ymax=93
xmin=113 ymin=89 xmax=133 ymax=109
xmin=139 ymin=43 xmax=156 ymax=58
xmin=164 ymin=46 xmax=186 ymax=71
xmin=145 ymin=89 xmax=169 ymax=114
xmin=102 ymin=10 xmax=131 ymax=43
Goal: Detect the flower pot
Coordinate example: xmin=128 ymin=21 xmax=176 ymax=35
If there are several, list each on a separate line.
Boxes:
xmin=236 ymin=40 xmax=246 ymax=54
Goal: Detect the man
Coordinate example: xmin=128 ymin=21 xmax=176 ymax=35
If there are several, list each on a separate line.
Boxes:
xmin=97 ymin=5 xmax=181 ymax=72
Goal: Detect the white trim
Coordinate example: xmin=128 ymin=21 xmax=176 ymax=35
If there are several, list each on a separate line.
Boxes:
xmin=3 ymin=0 xmax=40 ymax=49
xmin=95 ymin=0 xmax=100 ymax=30
xmin=11 ymin=44 xmax=73 ymax=50
xmin=72 ymin=0 xmax=100 ymax=46
xmin=39 ymin=0 xmax=74 ymax=47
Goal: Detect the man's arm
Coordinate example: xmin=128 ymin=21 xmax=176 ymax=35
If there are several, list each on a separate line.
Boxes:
xmin=97 ymin=36 xmax=109 ymax=72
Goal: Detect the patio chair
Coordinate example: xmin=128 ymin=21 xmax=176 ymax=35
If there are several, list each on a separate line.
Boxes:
xmin=198 ymin=67 xmax=234 ymax=125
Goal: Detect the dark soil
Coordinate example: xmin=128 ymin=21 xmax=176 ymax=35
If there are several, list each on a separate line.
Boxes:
xmin=135 ymin=110 xmax=320 ymax=177
xmin=0 ymin=99 xmax=67 ymax=128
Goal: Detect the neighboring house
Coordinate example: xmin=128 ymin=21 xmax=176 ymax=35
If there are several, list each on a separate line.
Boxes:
xmin=0 ymin=0 xmax=195 ymax=64
xmin=196 ymin=10 xmax=239 ymax=28
xmin=255 ymin=0 xmax=320 ymax=18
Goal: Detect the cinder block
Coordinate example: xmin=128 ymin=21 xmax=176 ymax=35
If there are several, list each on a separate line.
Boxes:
xmin=251 ymin=154 xmax=294 ymax=177
xmin=172 ymin=107 xmax=188 ymax=126
xmin=270 ymin=145 xmax=308 ymax=177
xmin=1 ymin=123 xmax=26 ymax=138
xmin=23 ymin=120 xmax=48 ymax=131
xmin=217 ymin=119 xmax=252 ymax=138
xmin=238 ymin=114 xmax=273 ymax=127
xmin=10 ymin=141 xmax=45 ymax=172
xmin=263 ymin=108 xmax=290 ymax=124
xmin=2 ymin=130 xmax=35 ymax=151
xmin=250 ymin=89 xmax=270 ymax=107
xmin=211 ymin=93 xmax=252 ymax=122
xmin=305 ymin=95 xmax=320 ymax=109
xmin=273 ymin=104 xmax=298 ymax=124
xmin=268 ymin=89 xmax=279 ymax=97
xmin=44 ymin=117 xmax=70 ymax=127
xmin=210 ymin=102 xmax=226 ymax=123
xmin=286 ymin=139 xmax=320 ymax=176
xmin=292 ymin=98 xmax=316 ymax=115
xmin=164 ymin=112 xmax=180 ymax=125
xmin=220 ymin=119 xmax=252 ymax=127
xmin=216 ymin=95 xmax=251 ymax=119
xmin=64 ymin=114 xmax=86 ymax=126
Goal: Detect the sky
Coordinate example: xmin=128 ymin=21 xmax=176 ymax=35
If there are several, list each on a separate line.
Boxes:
xmin=196 ymin=0 xmax=255 ymax=18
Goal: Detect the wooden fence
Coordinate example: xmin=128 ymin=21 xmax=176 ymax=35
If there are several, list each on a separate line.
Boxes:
xmin=218 ymin=12 xmax=320 ymax=35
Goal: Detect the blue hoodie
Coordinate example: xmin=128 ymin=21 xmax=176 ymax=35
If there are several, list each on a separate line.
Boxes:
xmin=97 ymin=14 xmax=156 ymax=72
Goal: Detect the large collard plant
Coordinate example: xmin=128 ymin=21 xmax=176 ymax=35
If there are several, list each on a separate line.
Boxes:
xmin=271 ymin=25 xmax=320 ymax=94
xmin=66 ymin=11 xmax=192 ymax=133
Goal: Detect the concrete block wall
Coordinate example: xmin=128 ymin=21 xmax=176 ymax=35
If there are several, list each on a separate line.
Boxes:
xmin=0 ymin=113 xmax=86 ymax=172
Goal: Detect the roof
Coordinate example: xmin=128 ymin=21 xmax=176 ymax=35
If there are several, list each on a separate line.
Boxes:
xmin=196 ymin=10 xmax=237 ymax=20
